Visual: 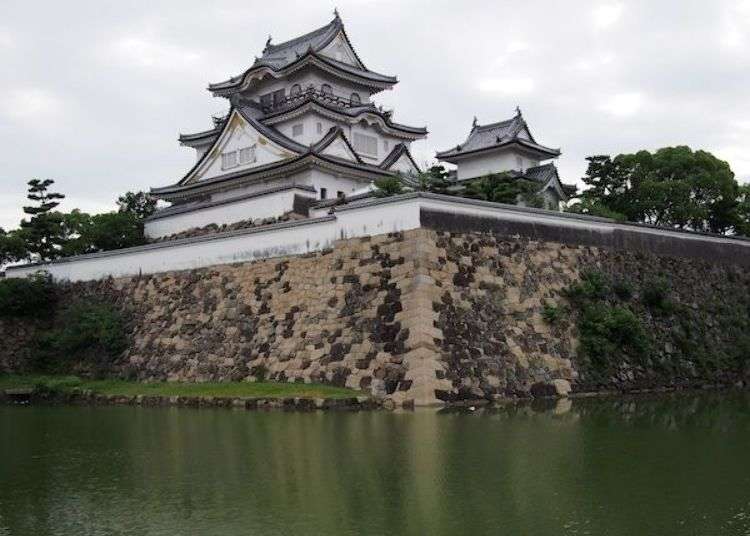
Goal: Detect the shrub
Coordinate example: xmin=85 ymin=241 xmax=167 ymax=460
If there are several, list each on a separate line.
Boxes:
xmin=642 ymin=277 xmax=672 ymax=312
xmin=578 ymin=304 xmax=651 ymax=374
xmin=542 ymin=301 xmax=565 ymax=324
xmin=34 ymin=300 xmax=127 ymax=374
xmin=0 ymin=272 xmax=56 ymax=318
xmin=564 ymin=269 xmax=610 ymax=304
xmin=612 ymin=278 xmax=634 ymax=301
xmin=373 ymin=177 xmax=404 ymax=197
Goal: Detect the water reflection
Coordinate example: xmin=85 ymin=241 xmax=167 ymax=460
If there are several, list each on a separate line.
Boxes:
xmin=1 ymin=392 xmax=749 ymax=535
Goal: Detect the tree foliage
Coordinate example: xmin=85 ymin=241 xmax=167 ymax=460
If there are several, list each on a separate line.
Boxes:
xmin=0 ymin=272 xmax=57 ymax=318
xmin=373 ymin=176 xmax=405 ymax=197
xmin=414 ymin=165 xmax=452 ymax=194
xmin=571 ymin=147 xmax=745 ymax=234
xmin=1 ymin=183 xmax=151 ymax=266
xmin=464 ymin=172 xmax=545 ymax=207
xmin=19 ymin=179 xmax=67 ymax=262
xmin=0 ymin=227 xmax=28 ymax=265
xmin=117 ymin=191 xmax=157 ymax=220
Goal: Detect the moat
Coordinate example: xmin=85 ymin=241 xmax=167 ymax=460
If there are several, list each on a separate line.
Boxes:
xmin=2 ymin=392 xmax=750 ymax=535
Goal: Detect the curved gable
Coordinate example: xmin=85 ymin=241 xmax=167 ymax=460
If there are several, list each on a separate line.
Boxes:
xmin=183 ymin=111 xmax=300 ymax=185
xmin=319 ymin=31 xmax=362 ymax=68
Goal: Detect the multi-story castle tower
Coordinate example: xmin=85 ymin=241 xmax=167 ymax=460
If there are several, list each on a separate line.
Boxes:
xmin=146 ymin=11 xmax=426 ymax=239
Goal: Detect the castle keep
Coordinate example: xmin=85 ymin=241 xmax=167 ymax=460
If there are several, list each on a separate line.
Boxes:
xmin=4 ymin=13 xmax=750 ymax=406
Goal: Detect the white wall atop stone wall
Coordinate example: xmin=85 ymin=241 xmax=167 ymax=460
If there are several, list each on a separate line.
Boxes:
xmin=144 ymin=187 xmax=317 ymax=239
xmin=9 ymin=193 xmax=748 ymax=283
xmin=455 ymin=149 xmax=546 ymax=181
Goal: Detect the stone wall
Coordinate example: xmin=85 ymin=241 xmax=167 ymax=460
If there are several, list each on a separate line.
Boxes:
xmin=2 ymin=227 xmax=749 ymax=405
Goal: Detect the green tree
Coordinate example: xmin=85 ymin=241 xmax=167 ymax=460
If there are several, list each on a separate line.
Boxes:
xmin=464 ymin=172 xmax=544 ymax=207
xmin=415 ymin=164 xmax=452 ymax=194
xmin=373 ymin=176 xmax=404 ymax=197
xmin=117 ymin=191 xmax=157 ymax=220
xmin=0 ymin=227 xmax=28 ymax=265
xmin=737 ymin=184 xmax=750 ymax=237
xmin=86 ymin=212 xmax=146 ymax=251
xmin=19 ymin=179 xmax=66 ymax=262
xmin=575 ymin=147 xmax=741 ymax=233
xmin=61 ymin=211 xmax=146 ymax=256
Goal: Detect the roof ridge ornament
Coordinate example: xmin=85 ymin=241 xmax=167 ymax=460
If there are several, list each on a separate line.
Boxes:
xmin=333 ymin=7 xmax=340 ymax=20
xmin=515 ymin=105 xmax=522 ymax=117
xmin=264 ymin=35 xmax=272 ymax=52
xmin=472 ymin=116 xmax=478 ymax=130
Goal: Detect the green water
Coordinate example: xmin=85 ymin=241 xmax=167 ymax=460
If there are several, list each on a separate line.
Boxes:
xmin=1 ymin=393 xmax=750 ymax=536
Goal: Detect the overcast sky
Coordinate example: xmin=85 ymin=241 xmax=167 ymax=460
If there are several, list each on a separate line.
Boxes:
xmin=1 ymin=0 xmax=749 ymax=229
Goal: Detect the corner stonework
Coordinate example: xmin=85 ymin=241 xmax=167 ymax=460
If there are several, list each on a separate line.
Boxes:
xmin=390 ymin=229 xmax=453 ymax=406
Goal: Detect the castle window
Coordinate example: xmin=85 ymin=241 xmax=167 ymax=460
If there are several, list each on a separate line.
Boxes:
xmin=383 ymin=139 xmax=389 ymax=152
xmin=272 ymin=89 xmax=285 ymax=106
xmin=353 ymin=132 xmax=378 ymax=157
xmin=321 ymin=84 xmax=333 ymax=96
xmin=260 ymin=93 xmax=273 ymax=109
xmin=290 ymin=84 xmax=301 ymax=97
xmin=320 ymin=187 xmax=327 ymax=199
xmin=239 ymin=146 xmax=256 ymax=165
xmin=337 ymin=191 xmax=345 ymax=199
xmin=516 ymin=156 xmax=524 ymax=170
xmin=292 ymin=124 xmax=304 ymax=137
xmin=317 ymin=122 xmax=323 ymax=134
xmin=350 ymin=92 xmax=361 ymax=105
xmin=221 ymin=150 xmax=238 ymax=170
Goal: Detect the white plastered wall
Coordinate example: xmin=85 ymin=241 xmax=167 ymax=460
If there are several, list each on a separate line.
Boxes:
xmin=8 ymin=194 xmax=750 ymax=282
xmin=144 ymin=188 xmax=316 ymax=239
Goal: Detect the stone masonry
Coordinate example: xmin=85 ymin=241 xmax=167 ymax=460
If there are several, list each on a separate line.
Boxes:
xmin=2 ymin=227 xmax=749 ymax=406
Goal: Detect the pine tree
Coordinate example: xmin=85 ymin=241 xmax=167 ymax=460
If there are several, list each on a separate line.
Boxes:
xmin=19 ymin=179 xmax=66 ymax=262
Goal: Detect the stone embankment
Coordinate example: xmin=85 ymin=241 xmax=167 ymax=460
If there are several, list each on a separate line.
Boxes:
xmin=0 ymin=388 xmax=383 ymax=411
xmin=2 ymin=226 xmax=749 ymax=407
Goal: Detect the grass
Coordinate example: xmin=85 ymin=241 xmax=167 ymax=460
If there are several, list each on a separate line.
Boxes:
xmin=0 ymin=375 xmax=361 ymax=399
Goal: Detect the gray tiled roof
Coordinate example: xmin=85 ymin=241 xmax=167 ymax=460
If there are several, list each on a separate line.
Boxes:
xmin=436 ymin=111 xmax=559 ymax=159
xmin=208 ymin=15 xmax=396 ymax=92
xmin=262 ymin=93 xmax=426 ymax=136
xmin=260 ymin=17 xmax=342 ymax=69
xmin=524 ymin=163 xmax=558 ymax=184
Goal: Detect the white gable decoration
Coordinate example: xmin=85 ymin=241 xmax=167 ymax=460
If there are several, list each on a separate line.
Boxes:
xmin=320 ymin=136 xmax=359 ymax=162
xmin=388 ymin=153 xmax=419 ymax=175
xmin=320 ymin=33 xmax=360 ymax=67
xmin=187 ymin=112 xmax=297 ymax=184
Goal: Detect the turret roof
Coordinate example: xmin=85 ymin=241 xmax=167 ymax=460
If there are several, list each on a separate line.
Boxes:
xmin=436 ymin=109 xmax=560 ymax=160
xmin=208 ymin=14 xmax=397 ymax=95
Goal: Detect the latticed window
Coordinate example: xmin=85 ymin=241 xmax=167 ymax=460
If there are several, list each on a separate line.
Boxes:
xmin=239 ymin=146 xmax=256 ymax=165
xmin=292 ymin=124 xmax=304 ymax=137
xmin=353 ymin=133 xmax=378 ymax=156
xmin=221 ymin=151 xmax=238 ymax=169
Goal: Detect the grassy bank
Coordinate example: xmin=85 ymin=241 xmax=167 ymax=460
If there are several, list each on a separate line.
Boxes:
xmin=0 ymin=375 xmax=360 ymax=399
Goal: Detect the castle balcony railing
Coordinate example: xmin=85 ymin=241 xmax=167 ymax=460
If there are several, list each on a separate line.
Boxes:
xmin=260 ymin=88 xmax=371 ymax=114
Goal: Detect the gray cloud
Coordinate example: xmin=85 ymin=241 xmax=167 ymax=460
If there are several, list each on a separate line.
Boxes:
xmin=1 ymin=0 xmax=749 ymax=230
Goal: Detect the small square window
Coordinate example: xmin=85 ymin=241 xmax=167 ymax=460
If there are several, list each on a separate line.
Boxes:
xmin=221 ymin=151 xmax=238 ymax=170
xmin=239 ymin=146 xmax=256 ymax=165
xmin=320 ymin=187 xmax=327 ymax=199
xmin=292 ymin=124 xmax=303 ymax=137
xmin=353 ymin=133 xmax=378 ymax=157
xmin=337 ymin=191 xmax=345 ymax=199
